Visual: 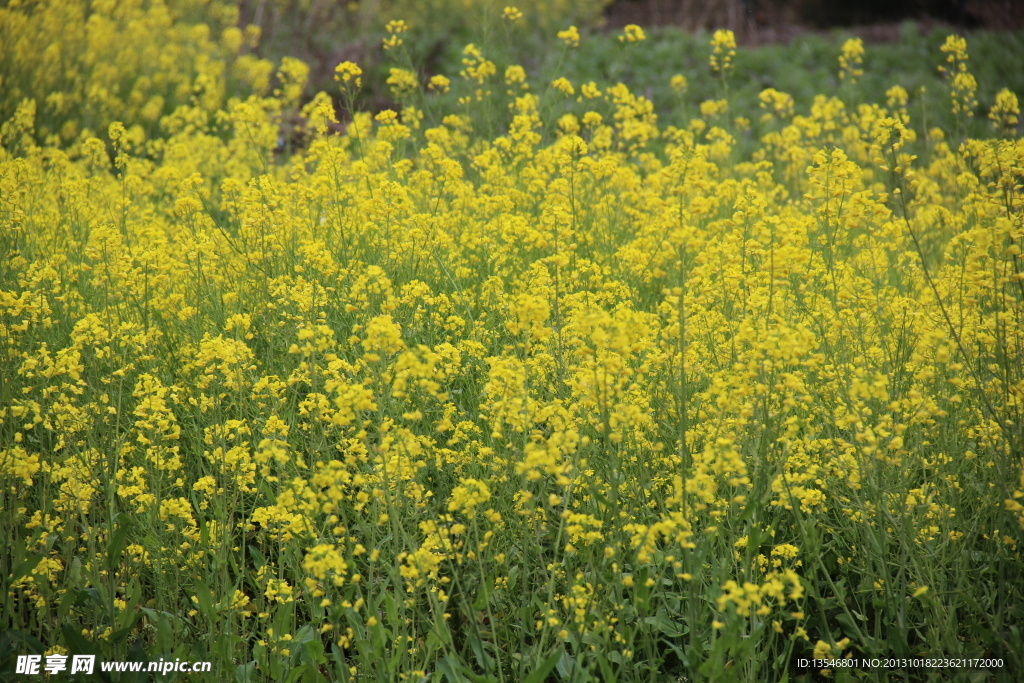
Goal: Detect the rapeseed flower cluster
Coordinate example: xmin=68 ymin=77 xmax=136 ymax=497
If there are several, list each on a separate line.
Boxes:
xmin=1 ymin=8 xmax=1022 ymax=681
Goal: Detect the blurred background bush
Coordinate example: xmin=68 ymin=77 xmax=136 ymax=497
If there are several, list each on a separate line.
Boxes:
xmin=2 ymin=0 xmax=1021 ymax=154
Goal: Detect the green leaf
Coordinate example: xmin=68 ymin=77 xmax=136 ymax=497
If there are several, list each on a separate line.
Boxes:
xmin=594 ymin=650 xmax=617 ymax=683
xmin=437 ymin=655 xmax=470 ymax=682
xmin=248 ymin=544 xmax=267 ymax=571
xmin=301 ymin=635 xmax=326 ymax=667
xmin=4 ymin=553 xmax=43 ymax=589
xmin=285 ymin=664 xmax=308 ymax=683
xmin=116 ymin=580 xmax=142 ymax=630
xmin=834 ymin=611 xmax=859 ymax=633
xmin=106 ymin=513 xmax=132 ymax=571
xmin=643 ymin=612 xmax=684 ymax=637
xmin=1 ymin=628 xmax=45 ymax=655
xmin=107 ymin=610 xmax=143 ymax=648
xmin=371 ymin=619 xmax=387 ymax=657
xmin=330 ymin=641 xmax=353 ymax=681
xmin=555 ymin=649 xmax=580 ymax=679
xmin=506 ymin=565 xmax=520 ymax=592
xmin=140 ymin=608 xmax=179 ymax=653
xmin=61 ymin=625 xmax=99 ymax=656
xmin=384 ymin=593 xmax=399 ymax=630
xmin=472 ymin=582 xmax=492 ymax=610
xmin=60 ymin=626 xmax=112 ymax=683
xmin=293 ymin=624 xmax=316 ymax=648
xmin=121 ymin=638 xmax=150 ymax=683
xmin=468 ymin=633 xmax=494 ymax=672
xmin=191 ymin=579 xmax=215 ymax=619
xmin=524 ymin=648 xmax=562 ymax=683
xmin=635 ymin=567 xmax=651 ymax=609
xmin=236 ymin=660 xmax=257 ymax=683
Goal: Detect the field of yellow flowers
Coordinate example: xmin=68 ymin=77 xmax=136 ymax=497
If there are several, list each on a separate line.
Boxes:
xmin=2 ymin=2 xmax=1023 ymax=682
